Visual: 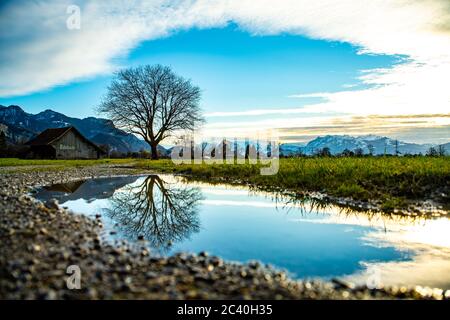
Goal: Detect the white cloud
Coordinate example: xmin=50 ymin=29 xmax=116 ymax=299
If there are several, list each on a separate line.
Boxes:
xmin=287 ymin=93 xmax=331 ymax=99
xmin=201 ymin=112 xmax=450 ymax=143
xmin=205 ymin=107 xmax=316 ymax=117
xmin=0 ymin=0 xmax=229 ymax=96
xmin=1 ymin=0 xmax=449 ymax=122
xmin=291 ymin=60 xmax=450 ymax=116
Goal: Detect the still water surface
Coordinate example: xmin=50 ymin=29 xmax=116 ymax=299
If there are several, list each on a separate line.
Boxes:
xmin=34 ymin=174 xmax=450 ymax=289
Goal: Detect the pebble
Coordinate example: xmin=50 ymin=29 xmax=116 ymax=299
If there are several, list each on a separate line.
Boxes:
xmin=0 ymin=166 xmax=444 ymax=300
xmin=44 ymin=199 xmax=59 ymax=210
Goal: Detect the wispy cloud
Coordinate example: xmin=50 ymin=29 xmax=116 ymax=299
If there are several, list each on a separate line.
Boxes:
xmin=205 ymin=107 xmax=313 ymax=117
xmin=287 ymin=93 xmax=331 ymax=99
xmin=0 ymin=0 xmax=230 ymax=96
xmin=202 ymin=113 xmax=450 ymax=144
xmin=1 ymin=0 xmax=449 ymax=97
xmin=290 ymin=60 xmax=450 ymax=116
xmin=1 ymin=0 xmax=449 ymax=146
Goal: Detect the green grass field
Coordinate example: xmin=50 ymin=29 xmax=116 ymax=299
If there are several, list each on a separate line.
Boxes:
xmin=1 ymin=157 xmax=449 ymax=210
xmin=136 ymin=157 xmax=450 ymax=210
xmin=0 ymin=158 xmax=140 ymax=172
xmin=0 ymin=158 xmax=136 ymax=167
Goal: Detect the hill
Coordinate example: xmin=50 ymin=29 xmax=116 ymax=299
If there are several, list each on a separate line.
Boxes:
xmin=0 ymin=105 xmax=164 ymax=154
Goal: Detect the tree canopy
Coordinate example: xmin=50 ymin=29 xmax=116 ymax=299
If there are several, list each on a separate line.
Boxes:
xmin=98 ymin=65 xmax=204 ymax=159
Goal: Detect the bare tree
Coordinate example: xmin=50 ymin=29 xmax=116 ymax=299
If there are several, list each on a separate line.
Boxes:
xmin=394 ymin=139 xmax=400 ymax=156
xmin=367 ymin=143 xmax=375 ymax=156
xmin=316 ymin=147 xmax=332 ymax=157
xmin=104 ymin=175 xmax=203 ymax=251
xmin=426 ymin=146 xmax=438 ymax=157
xmin=354 ymin=147 xmax=364 ymax=157
xmin=98 ymin=65 xmax=204 ymax=159
xmin=341 ymin=148 xmax=354 ymax=157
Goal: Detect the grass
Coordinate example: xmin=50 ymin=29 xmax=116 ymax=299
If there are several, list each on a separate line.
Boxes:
xmin=0 ymin=158 xmax=142 ymax=173
xmin=0 ymin=158 xmax=137 ymax=167
xmin=1 ymin=156 xmax=449 ymax=210
xmin=135 ymin=157 xmax=450 ymax=209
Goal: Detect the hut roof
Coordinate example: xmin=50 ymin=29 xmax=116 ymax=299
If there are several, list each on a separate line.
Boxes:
xmin=26 ymin=126 xmax=103 ymax=152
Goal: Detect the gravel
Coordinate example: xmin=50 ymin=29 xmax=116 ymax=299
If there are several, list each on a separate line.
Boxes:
xmin=0 ymin=165 xmax=448 ymax=300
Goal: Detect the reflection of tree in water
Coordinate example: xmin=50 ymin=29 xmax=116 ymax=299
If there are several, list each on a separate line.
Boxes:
xmin=104 ymin=175 xmax=203 ymax=252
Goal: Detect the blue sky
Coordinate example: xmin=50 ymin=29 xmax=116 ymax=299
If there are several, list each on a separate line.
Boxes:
xmin=0 ymin=25 xmax=398 ymax=118
xmin=0 ymin=1 xmax=449 ymax=144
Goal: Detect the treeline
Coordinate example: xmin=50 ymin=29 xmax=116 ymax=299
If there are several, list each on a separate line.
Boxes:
xmin=174 ymin=139 xmax=273 ymax=160
xmin=98 ymin=144 xmax=170 ymax=159
xmin=0 ymin=131 xmax=31 ymax=158
xmin=107 ymin=149 xmax=168 ymax=159
xmin=1 ymin=130 xmax=447 ymax=160
xmin=284 ymin=146 xmax=447 ymax=158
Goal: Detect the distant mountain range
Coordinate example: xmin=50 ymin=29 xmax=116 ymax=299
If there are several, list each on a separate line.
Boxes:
xmin=0 ymin=105 xmax=448 ymax=156
xmin=280 ymin=135 xmax=449 ymax=156
xmin=188 ymin=135 xmax=448 ymax=157
xmin=0 ymin=105 xmax=161 ymax=154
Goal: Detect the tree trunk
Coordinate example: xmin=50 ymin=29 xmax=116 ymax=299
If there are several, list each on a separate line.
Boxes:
xmin=150 ymin=143 xmax=159 ymax=160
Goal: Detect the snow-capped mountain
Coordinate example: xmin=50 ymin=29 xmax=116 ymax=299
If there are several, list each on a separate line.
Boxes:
xmin=180 ymin=136 xmax=445 ymax=157
xmin=280 ymin=135 xmax=440 ymax=156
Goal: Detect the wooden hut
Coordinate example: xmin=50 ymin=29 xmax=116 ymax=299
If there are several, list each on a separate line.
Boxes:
xmin=26 ymin=127 xmax=104 ymax=159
